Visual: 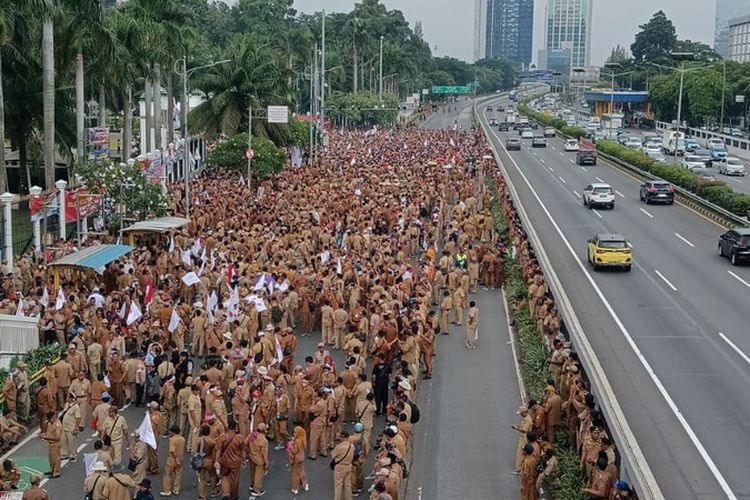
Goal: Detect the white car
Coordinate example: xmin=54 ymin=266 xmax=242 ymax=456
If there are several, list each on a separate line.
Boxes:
xmin=564 ymin=139 xmax=580 ymax=152
xmin=681 ymin=155 xmax=706 ymax=170
xmin=707 ymin=137 xmax=724 ymax=149
xmin=643 ymin=144 xmax=662 ymax=157
xmin=624 ymin=137 xmax=642 ymax=149
xmin=521 ymin=129 xmax=534 ymax=139
xmin=717 ymin=157 xmax=746 ymax=176
xmin=582 ymin=183 xmax=615 ymax=209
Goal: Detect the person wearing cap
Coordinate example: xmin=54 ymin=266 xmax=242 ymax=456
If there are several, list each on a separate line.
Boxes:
xmin=102 ymin=464 xmax=136 ymax=500
xmin=60 ymin=393 xmax=81 ymax=461
xmin=21 ymin=473 xmax=48 ymax=500
xmin=67 ymin=344 xmax=88 ymax=377
xmin=331 ymin=429 xmax=354 ymax=500
xmin=513 ymin=406 xmax=532 ymax=473
xmin=40 ymin=411 xmax=62 ymax=478
xmin=350 ymin=423 xmax=366 ymax=496
xmin=581 ymin=455 xmax=618 ymax=499
xmin=84 ymin=461 xmax=109 ymax=500
xmin=247 ymin=422 xmax=269 ymax=497
xmin=135 ymin=478 xmax=155 ymax=500
xmin=160 ymin=425 xmax=185 ymax=497
xmin=14 ymin=361 xmax=29 ymax=423
xmin=101 ymin=405 xmax=129 ymax=465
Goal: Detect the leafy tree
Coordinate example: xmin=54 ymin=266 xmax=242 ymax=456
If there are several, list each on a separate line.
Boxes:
xmin=606 ymin=44 xmax=630 ymax=64
xmin=674 ymin=39 xmax=721 ymax=62
xmin=631 ymin=11 xmax=676 ymax=64
xmin=205 ymin=133 xmax=286 ymax=180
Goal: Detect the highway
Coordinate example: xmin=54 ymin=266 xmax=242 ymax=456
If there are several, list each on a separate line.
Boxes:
xmin=479 ymin=97 xmax=750 ymax=499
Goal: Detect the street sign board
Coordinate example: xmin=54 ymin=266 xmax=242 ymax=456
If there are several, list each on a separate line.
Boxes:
xmin=267 ymin=105 xmax=289 ymax=123
xmin=431 ymin=85 xmax=472 ymax=94
xmin=736 ymin=95 xmax=745 ymax=103
xmin=422 ymin=89 xmax=429 ymax=95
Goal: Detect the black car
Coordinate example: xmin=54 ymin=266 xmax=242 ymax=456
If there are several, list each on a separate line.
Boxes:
xmin=531 ymin=136 xmax=547 ymax=148
xmin=639 ymin=180 xmax=674 ymax=205
xmin=498 ymin=122 xmax=510 ymax=131
xmin=506 ymin=138 xmax=521 ymax=150
xmin=718 ymin=228 xmax=750 ymax=265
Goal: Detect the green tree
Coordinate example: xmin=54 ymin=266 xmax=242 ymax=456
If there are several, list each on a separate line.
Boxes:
xmin=606 ymin=44 xmax=630 ymax=64
xmin=631 ymin=11 xmax=676 ymax=64
xmin=205 ymin=133 xmax=286 ymax=180
xmin=674 ymin=39 xmax=721 ymax=62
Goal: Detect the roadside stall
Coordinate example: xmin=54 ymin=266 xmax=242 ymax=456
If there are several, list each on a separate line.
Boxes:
xmin=48 ymin=244 xmax=134 ymax=288
xmin=121 ymin=216 xmax=189 ymax=246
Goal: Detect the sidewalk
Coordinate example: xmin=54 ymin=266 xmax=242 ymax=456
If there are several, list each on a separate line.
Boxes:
xmin=404 ymin=287 xmax=522 ymax=500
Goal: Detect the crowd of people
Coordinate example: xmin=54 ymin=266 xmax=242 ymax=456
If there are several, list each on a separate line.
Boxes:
xmin=0 ymin=121 xmax=513 ymax=500
xmin=489 ymin=171 xmax=633 ymax=500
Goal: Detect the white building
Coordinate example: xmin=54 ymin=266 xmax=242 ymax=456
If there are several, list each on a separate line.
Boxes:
xmin=715 ymin=0 xmax=750 ymax=58
xmin=728 ymin=15 xmax=750 ymax=63
xmin=474 ymin=0 xmax=488 ymax=61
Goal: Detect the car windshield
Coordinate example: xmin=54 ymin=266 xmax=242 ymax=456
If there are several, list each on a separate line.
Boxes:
xmin=741 ymin=236 xmax=750 ymax=245
xmin=685 ymin=156 xmax=701 ymax=162
xmin=652 ymin=183 xmax=670 ymax=189
xmin=599 ymin=240 xmax=627 ymax=249
xmin=727 ymin=159 xmax=743 ymax=166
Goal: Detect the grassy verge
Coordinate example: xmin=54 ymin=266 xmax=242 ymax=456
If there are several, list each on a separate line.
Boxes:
xmin=488 ymin=177 xmax=586 ymax=500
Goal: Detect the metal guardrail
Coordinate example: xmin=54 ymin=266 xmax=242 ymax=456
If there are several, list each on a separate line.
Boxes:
xmin=476 ymin=95 xmax=664 ymax=500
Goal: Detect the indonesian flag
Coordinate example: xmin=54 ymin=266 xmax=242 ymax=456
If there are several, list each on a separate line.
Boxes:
xmin=55 ymin=288 xmax=66 ymax=310
xmin=144 ymin=285 xmax=154 ymax=310
xmin=228 ymin=264 xmax=235 ymax=284
xmin=39 ymin=288 xmax=49 ymax=308
xmin=349 ymin=153 xmax=356 ymax=166
xmin=168 ymin=308 xmax=181 ymax=333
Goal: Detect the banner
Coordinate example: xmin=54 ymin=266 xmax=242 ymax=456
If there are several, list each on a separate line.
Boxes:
xmin=30 ymin=191 xmax=59 ymax=222
xmin=65 ymin=187 xmax=101 ymax=224
xmin=144 ymin=150 xmax=164 ymax=184
xmin=88 ymin=127 xmax=111 ymax=160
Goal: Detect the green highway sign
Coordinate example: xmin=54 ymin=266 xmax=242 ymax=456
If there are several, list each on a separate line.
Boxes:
xmin=431 ymin=85 xmax=472 ymax=94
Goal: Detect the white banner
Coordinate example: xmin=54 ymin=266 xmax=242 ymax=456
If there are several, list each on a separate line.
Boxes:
xmin=267 ymin=105 xmax=289 ymax=124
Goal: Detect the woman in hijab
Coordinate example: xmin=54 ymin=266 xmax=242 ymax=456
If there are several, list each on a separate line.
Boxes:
xmin=287 ymin=426 xmax=309 ymax=495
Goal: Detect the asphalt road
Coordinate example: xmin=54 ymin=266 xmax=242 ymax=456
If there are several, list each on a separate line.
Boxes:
xmin=479 ymin=97 xmax=750 ymax=500
xmin=406 ymin=100 xmax=521 ymax=500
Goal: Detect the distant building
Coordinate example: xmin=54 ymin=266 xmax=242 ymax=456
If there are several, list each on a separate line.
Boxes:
xmin=543 ymin=0 xmax=593 ymax=75
xmin=715 ymin=0 xmax=750 ymax=58
xmin=728 ymin=15 xmax=750 ymax=63
xmin=473 ymin=0 xmax=534 ymax=67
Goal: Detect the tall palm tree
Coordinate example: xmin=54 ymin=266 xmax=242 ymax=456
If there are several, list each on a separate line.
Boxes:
xmin=0 ymin=0 xmax=18 ymax=193
xmin=36 ymin=0 xmax=55 ymax=190
xmin=190 ymin=35 xmax=291 ymax=139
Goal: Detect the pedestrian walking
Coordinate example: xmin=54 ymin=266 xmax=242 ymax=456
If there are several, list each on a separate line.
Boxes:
xmin=41 ymin=412 xmax=61 ymax=478
xmin=466 ymin=301 xmax=479 ymax=349
xmin=331 ymin=430 xmax=354 ymax=500
xmin=160 ymin=425 xmax=185 ymax=497
xmin=60 ymin=393 xmax=81 ymax=461
xmin=287 ymin=426 xmax=309 ymax=495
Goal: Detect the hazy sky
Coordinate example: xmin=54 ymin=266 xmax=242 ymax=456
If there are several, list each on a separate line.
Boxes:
xmin=291 ymin=0 xmax=716 ymax=66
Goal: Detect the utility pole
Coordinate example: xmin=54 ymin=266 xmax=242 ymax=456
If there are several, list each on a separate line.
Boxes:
xmin=313 ymin=44 xmax=319 ymax=165
xmin=182 ymin=58 xmax=190 ymax=218
xmin=320 ymin=11 xmax=326 ymax=147
xmin=352 ymin=18 xmax=358 ymax=93
xmin=247 ymin=104 xmax=253 ymax=193
xmin=720 ymin=59 xmax=727 ymax=130
xmin=674 ymin=60 xmax=685 ymax=166
xmin=379 ymin=35 xmax=384 ymax=100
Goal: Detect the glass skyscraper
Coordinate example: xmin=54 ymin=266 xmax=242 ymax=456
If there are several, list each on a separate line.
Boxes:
xmin=480 ymin=0 xmax=534 ymax=67
xmin=715 ymin=0 xmax=750 ymax=58
xmin=544 ymin=0 xmax=592 ymax=70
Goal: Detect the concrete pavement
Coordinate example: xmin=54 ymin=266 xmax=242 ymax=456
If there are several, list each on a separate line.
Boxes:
xmin=479 ymin=97 xmax=750 ymax=499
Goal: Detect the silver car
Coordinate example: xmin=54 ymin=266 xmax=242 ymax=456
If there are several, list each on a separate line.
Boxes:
xmin=718 ymin=157 xmax=746 ymax=176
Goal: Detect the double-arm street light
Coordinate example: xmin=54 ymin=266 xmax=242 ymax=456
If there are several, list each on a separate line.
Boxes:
xmin=174 ymin=58 xmax=230 ymax=218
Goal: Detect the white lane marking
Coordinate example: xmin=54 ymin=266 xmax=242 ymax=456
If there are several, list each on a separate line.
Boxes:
xmin=558 ymin=176 xmax=567 ymax=184
xmin=0 ymin=428 xmax=40 ymax=461
xmin=729 ymin=178 xmax=744 ymax=184
xmin=540 ymin=158 xmax=546 ymax=164
xmin=592 ymin=209 xmax=603 ymax=218
xmin=640 ymin=208 xmax=654 ymax=219
xmin=77 ymin=443 xmax=87 ymax=453
xmin=559 ymin=152 xmax=565 ymax=156
xmin=719 ymin=332 xmax=750 ymax=366
xmin=486 ymin=122 xmax=737 ymax=500
xmin=595 ymin=176 xmax=604 ymax=182
xmin=615 ymin=190 xmax=625 ymax=198
xmin=502 ymin=288 xmax=527 ymax=401
xmin=573 ymin=190 xmax=581 ymax=197
xmin=654 ymin=269 xmax=678 ymax=291
xmin=727 ymin=270 xmax=750 ymax=288
xmin=579 ymin=166 xmax=588 ymax=172
xmin=532 ymin=151 xmax=538 ymax=156
xmin=548 ymin=166 xmax=554 ymax=172
xmin=674 ymin=233 xmax=695 ymax=248
xmin=627 ymin=242 xmax=634 ymax=249
xmin=569 ymin=159 xmax=575 ymax=164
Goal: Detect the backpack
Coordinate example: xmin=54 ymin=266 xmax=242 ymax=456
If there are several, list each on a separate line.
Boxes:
xmin=409 ymin=401 xmax=420 ymax=424
xmin=190 ymin=437 xmax=205 ymax=471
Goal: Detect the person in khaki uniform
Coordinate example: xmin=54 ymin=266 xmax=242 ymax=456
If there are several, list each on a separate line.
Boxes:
xmin=146 ymin=402 xmax=162 ymax=474
xmin=0 ymin=459 xmax=21 ymax=490
xmin=83 ymin=461 xmax=108 ymax=500
xmin=87 ymin=339 xmax=103 ymax=379
xmin=101 ymin=465 xmax=136 ymax=500
xmin=35 ymin=378 xmax=55 ymax=433
xmin=69 ymin=371 xmax=90 ymax=429
xmin=247 ymin=422 xmax=269 ymax=496
xmin=160 ymin=425 xmax=185 ymax=496
xmin=2 ymin=374 xmax=17 ymax=418
xmin=176 ymin=376 xmax=193 ymax=441
xmin=287 ymin=426 xmax=309 ymax=495
xmin=21 ymin=474 xmax=49 ymax=500
xmin=513 ymin=406 xmax=532 ymax=472
xmin=187 ymin=385 xmax=202 ymax=451
xmin=102 ymin=405 xmax=129 ymax=464
xmin=129 ymin=431 xmax=149 ymax=486
xmin=439 ymin=291 xmax=452 ymax=334
xmin=320 ymin=300 xmax=334 ymax=346
xmin=15 ymin=362 xmax=29 ymax=422
xmin=451 ymin=286 xmax=466 ymax=326
xmin=308 ymin=390 xmax=328 ymax=458
xmin=466 ymin=301 xmax=479 ymax=350
xmin=60 ymin=393 xmax=81 ymax=461
xmin=331 ymin=430 xmax=354 ymax=500
xmin=41 ymin=411 xmax=62 ymax=477
xmin=332 ymin=307 xmax=349 ymax=349
xmin=53 ymin=353 xmax=74 ymax=410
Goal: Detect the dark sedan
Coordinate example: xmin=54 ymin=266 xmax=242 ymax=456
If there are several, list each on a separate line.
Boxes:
xmin=718 ymin=227 xmax=750 ymax=265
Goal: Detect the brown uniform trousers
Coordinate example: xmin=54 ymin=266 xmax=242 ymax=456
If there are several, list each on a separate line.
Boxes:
xmin=331 ymin=440 xmax=354 ymax=500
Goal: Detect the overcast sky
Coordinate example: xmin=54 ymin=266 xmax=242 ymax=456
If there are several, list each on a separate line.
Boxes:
xmin=291 ymin=0 xmax=716 ymax=66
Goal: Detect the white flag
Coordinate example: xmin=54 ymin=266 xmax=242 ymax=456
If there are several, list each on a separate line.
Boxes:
xmin=168 ymin=235 xmax=175 ymax=253
xmin=239 ymin=174 xmax=245 ymax=186
xmin=253 ymin=274 xmax=266 ymax=292
xmin=274 ymin=335 xmax=284 ymax=365
xmin=207 ymin=291 xmax=218 ymax=313
xmin=137 ymin=412 xmax=158 ymax=450
xmin=126 ymin=302 xmax=142 ymax=326
xmin=181 ymin=249 xmax=192 ymax=266
xmin=168 ymin=308 xmax=181 ymax=333
xmin=15 ymin=298 xmax=25 ymax=317
xmin=181 ymin=271 xmax=201 ymax=287
xmin=40 ymin=288 xmax=49 ymax=308
xmin=83 ymin=452 xmax=97 ymax=477
xmin=55 ymin=288 xmax=66 ymax=310
xmin=191 ymin=239 xmax=202 ymax=257
xmin=119 ymin=302 xmax=127 ymax=319
xmin=336 ymin=258 xmax=343 ymax=276
xmin=449 ymin=137 xmax=455 ymax=147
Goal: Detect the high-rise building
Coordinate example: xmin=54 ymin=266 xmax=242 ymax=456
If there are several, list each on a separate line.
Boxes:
xmin=728 ymin=15 xmax=750 ymax=63
xmin=543 ymin=0 xmax=593 ymax=73
xmin=715 ymin=0 xmax=750 ymax=58
xmin=473 ymin=0 xmax=534 ymax=66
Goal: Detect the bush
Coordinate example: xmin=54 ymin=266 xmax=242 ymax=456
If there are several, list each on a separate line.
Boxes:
xmin=206 ymin=134 xmax=287 ymax=180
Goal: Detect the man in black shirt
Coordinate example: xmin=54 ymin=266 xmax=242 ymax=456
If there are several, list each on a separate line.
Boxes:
xmin=371 ymin=354 xmax=392 ymax=416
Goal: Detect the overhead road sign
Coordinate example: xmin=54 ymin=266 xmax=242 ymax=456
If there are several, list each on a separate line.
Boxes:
xmin=431 ymin=85 xmax=472 ymax=94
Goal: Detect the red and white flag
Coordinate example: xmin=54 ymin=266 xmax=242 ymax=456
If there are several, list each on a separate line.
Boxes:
xmin=144 ymin=284 xmax=154 ymax=310
xmin=349 ymin=153 xmax=356 ymax=166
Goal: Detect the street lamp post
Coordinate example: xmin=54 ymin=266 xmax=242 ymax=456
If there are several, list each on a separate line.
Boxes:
xmin=174 ymin=57 xmax=230 ymax=218
xmin=602 ymin=63 xmax=635 ymax=139
xmin=379 ymin=35 xmax=384 ymax=100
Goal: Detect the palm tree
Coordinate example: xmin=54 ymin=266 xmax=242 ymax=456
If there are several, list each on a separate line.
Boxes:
xmin=0 ymin=0 xmax=18 ymax=193
xmin=189 ymin=35 xmax=291 ymax=139
xmin=37 ymin=0 xmax=55 ymax=190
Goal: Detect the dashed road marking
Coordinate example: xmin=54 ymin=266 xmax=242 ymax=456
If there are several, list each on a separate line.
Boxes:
xmin=654 ymin=269 xmax=678 ymax=291
xmin=640 ymin=208 xmax=654 ymax=219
